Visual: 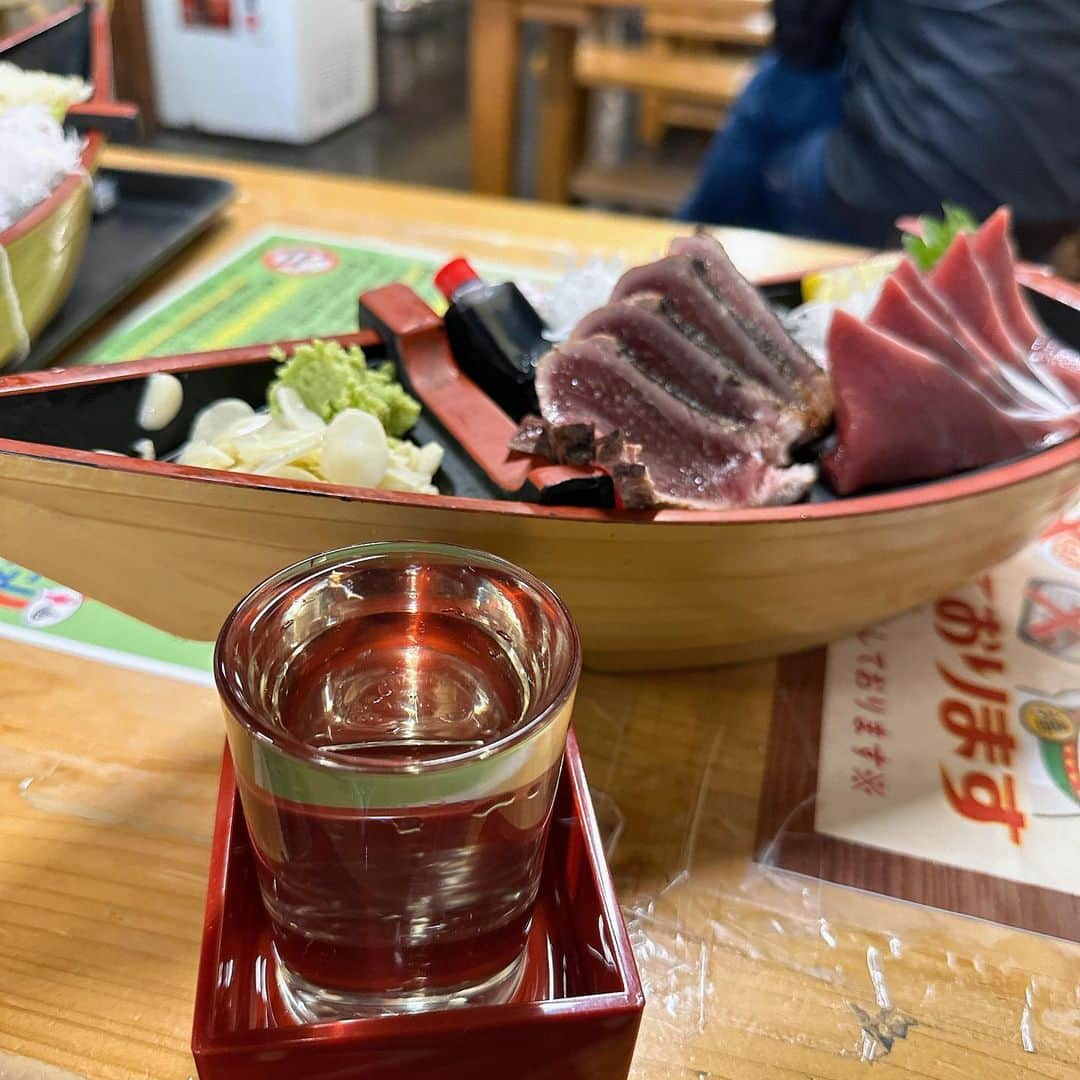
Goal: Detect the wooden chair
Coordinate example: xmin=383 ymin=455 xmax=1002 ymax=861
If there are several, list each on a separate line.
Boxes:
xmin=574 ymin=38 xmax=756 ymax=106
xmin=566 ymin=1 xmax=769 ymax=213
xmin=634 ymin=0 xmax=772 ymax=146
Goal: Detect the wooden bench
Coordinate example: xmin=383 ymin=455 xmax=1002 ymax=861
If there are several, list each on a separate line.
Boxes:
xmin=574 ymin=40 xmax=755 ymax=102
xmin=637 ymin=2 xmax=771 ymax=144
xmin=645 ymin=4 xmax=772 ymax=48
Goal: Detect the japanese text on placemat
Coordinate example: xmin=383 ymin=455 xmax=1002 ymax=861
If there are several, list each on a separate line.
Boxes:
xmin=849 ymin=626 xmax=890 ymax=796
xmin=934 ymin=575 xmax=1026 ymax=844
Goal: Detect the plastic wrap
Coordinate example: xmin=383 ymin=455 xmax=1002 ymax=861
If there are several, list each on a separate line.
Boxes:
xmin=573 ymin=661 xmax=1080 ymax=1075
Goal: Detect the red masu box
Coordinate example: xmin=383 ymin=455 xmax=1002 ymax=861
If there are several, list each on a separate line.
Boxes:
xmin=192 ymin=731 xmax=644 ymax=1079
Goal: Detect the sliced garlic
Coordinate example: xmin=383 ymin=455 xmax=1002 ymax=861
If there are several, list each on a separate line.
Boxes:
xmin=275 ymin=386 xmax=326 ymax=432
xmin=231 ymin=423 xmax=322 ymax=468
xmin=320 ymin=409 xmax=389 ymax=488
xmin=415 ymin=441 xmax=445 ymax=477
xmin=137 ymin=373 xmax=184 ymax=431
xmin=256 ymin=463 xmax=320 ymax=482
xmin=177 ymin=440 xmax=234 ymax=469
xmin=189 ymin=398 xmax=255 ymax=445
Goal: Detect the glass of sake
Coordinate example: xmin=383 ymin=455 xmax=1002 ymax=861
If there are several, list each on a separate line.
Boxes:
xmin=214 ymin=543 xmax=581 ymax=1020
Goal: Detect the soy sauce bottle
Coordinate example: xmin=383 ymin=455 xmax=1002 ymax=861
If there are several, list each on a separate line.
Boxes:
xmin=435 ymin=258 xmax=549 ymax=420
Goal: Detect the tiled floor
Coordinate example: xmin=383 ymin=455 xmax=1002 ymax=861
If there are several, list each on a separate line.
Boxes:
xmin=148 ymin=2 xmax=472 ymax=192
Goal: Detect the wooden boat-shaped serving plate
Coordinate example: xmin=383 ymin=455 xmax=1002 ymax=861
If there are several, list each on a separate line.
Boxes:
xmin=1 ymin=279 xmax=1078 ymax=670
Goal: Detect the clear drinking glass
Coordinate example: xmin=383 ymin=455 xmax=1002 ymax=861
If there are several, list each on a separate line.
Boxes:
xmin=214 ymin=543 xmax=581 ymax=1021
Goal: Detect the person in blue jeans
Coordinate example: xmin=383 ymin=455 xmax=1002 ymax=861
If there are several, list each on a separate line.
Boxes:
xmin=679 ymin=0 xmax=1080 ymax=258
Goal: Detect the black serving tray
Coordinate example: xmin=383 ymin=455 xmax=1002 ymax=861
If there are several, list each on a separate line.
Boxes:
xmin=10 ymin=167 xmax=234 ymax=373
xmin=0 ymin=331 xmax=498 ymax=504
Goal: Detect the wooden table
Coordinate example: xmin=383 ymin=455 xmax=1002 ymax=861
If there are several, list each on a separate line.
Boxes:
xmin=2 ymin=148 xmax=1077 ymax=1079
xmin=470 ymin=0 xmax=768 ymax=202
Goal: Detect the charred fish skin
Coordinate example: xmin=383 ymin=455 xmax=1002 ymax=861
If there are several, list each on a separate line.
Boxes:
xmin=670 ymin=231 xmax=824 ymax=382
xmin=572 ymin=296 xmax=789 ymax=429
xmin=508 ymin=414 xmax=552 ymax=458
xmin=669 ymin=232 xmax=834 ymax=428
xmin=535 ymin=336 xmax=816 ymax=510
xmin=610 ymin=256 xmax=802 ymax=405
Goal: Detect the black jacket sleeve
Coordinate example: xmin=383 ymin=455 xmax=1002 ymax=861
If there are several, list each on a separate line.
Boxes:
xmin=773 ymin=0 xmax=855 ymax=69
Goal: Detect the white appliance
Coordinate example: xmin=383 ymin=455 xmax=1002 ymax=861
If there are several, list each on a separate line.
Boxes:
xmin=145 ymin=0 xmax=378 ymax=144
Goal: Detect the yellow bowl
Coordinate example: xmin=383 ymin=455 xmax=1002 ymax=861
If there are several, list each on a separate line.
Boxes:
xmin=0 ymin=2 xmax=115 ymax=368
xmin=0 ymin=139 xmax=99 ymax=369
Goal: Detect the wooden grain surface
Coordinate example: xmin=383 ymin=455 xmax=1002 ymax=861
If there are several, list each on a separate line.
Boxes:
xmin=2 ymin=441 xmax=1077 ymax=668
xmin=469 ymin=0 xmax=769 ymax=199
xmin=573 ymin=42 xmax=754 ymax=103
xmin=94 ymin=147 xmax=866 ymax=305
xmin=1 ymin=149 xmax=1077 ymax=1078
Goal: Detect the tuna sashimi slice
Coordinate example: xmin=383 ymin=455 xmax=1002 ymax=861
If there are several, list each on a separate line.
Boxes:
xmin=823 ymin=312 xmax=1062 ymax=495
xmin=893 ymin=258 xmax=954 ymax=326
xmin=930 ymin=234 xmax=1025 ymax=366
xmin=536 ymin=337 xmax=816 ymax=509
xmin=669 ymin=232 xmax=823 ymax=384
xmin=930 ymin=233 xmax=1074 ymax=409
xmin=869 ymin=276 xmax=1062 ymax=420
xmin=571 ymin=297 xmax=797 ymax=446
xmin=895 ymin=257 xmax=1065 ymax=412
xmin=894 ymin=258 xmax=1002 ymax=371
xmin=970 ymin=207 xmax=1044 ymax=349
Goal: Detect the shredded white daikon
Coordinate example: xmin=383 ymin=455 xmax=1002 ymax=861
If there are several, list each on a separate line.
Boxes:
xmin=779 ymin=282 xmax=886 ymax=367
xmin=0 ymin=105 xmax=84 ymax=233
xmin=523 ymin=256 xmax=626 ymax=343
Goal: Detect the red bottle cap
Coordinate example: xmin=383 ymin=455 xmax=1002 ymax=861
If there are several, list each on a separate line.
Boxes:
xmin=434 ymin=257 xmax=481 ymax=300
